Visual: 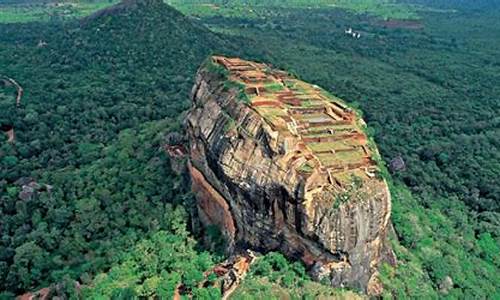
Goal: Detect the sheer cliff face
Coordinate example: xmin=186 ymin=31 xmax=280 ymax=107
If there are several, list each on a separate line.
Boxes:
xmin=186 ymin=57 xmax=393 ymax=294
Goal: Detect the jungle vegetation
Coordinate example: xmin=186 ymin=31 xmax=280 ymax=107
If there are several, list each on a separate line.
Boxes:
xmin=0 ymin=0 xmax=498 ymax=298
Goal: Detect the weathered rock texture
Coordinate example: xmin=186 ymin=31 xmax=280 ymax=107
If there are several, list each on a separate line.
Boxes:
xmin=186 ymin=56 xmax=394 ymax=294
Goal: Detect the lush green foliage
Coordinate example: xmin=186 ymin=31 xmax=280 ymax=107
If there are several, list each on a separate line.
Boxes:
xmin=82 ymin=209 xmax=220 ymax=298
xmin=381 ymin=182 xmax=500 ymax=298
xmin=167 ymin=0 xmax=423 ymax=20
xmin=0 ymin=0 xmax=235 ymax=295
xmin=232 ymin=252 xmax=360 ymax=299
xmin=0 ymin=1 xmax=119 ymax=24
xmin=0 ymin=0 xmax=499 ymax=298
xmin=0 ymin=117 xmax=193 ymax=293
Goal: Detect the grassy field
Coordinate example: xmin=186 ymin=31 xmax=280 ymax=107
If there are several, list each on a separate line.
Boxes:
xmin=0 ymin=1 xmax=118 ymax=23
xmin=0 ymin=0 xmax=429 ymax=24
xmin=167 ymin=0 xmax=423 ymax=20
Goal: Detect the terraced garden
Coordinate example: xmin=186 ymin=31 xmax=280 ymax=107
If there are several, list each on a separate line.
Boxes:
xmin=214 ymin=56 xmax=378 ymax=188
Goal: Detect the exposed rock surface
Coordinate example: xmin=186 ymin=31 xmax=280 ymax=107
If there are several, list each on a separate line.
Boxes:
xmin=186 ymin=56 xmax=394 ymax=294
xmin=389 ymin=155 xmax=406 ymax=173
xmin=439 ymin=276 xmax=454 ymax=295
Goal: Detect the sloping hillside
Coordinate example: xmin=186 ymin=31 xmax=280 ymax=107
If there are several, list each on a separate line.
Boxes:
xmin=0 ymin=0 xmax=235 ymax=295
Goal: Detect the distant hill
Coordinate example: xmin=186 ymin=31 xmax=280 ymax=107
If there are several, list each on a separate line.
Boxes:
xmin=1 ymin=0 xmax=234 ymax=163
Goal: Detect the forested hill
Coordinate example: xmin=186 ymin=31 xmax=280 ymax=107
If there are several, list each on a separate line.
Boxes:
xmin=0 ymin=0 xmax=236 ymax=295
xmin=0 ymin=0 xmax=233 ymax=176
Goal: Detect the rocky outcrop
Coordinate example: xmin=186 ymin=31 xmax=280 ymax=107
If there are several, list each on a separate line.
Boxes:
xmin=186 ymin=56 xmax=394 ymax=294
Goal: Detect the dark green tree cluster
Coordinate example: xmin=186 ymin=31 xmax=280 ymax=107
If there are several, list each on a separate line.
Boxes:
xmin=82 ymin=205 xmax=221 ymax=299
xmin=0 ymin=119 xmax=196 ymax=296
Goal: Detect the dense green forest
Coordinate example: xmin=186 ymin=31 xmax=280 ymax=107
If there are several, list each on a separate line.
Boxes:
xmin=166 ymin=0 xmax=426 ymax=20
xmin=0 ymin=1 xmax=231 ymax=296
xmin=0 ymin=0 xmax=119 ymax=23
xmin=0 ymin=0 xmax=499 ymax=298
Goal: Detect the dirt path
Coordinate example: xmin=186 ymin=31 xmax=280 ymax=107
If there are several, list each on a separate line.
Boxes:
xmin=3 ymin=76 xmax=23 ymax=107
xmin=1 ymin=75 xmax=23 ymax=143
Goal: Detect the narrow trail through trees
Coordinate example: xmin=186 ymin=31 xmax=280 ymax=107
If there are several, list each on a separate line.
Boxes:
xmin=1 ymin=75 xmax=23 ymax=143
xmin=3 ymin=76 xmax=23 ymax=107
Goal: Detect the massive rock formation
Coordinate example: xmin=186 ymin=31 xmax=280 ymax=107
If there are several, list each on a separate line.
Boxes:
xmin=186 ymin=56 xmax=394 ymax=294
